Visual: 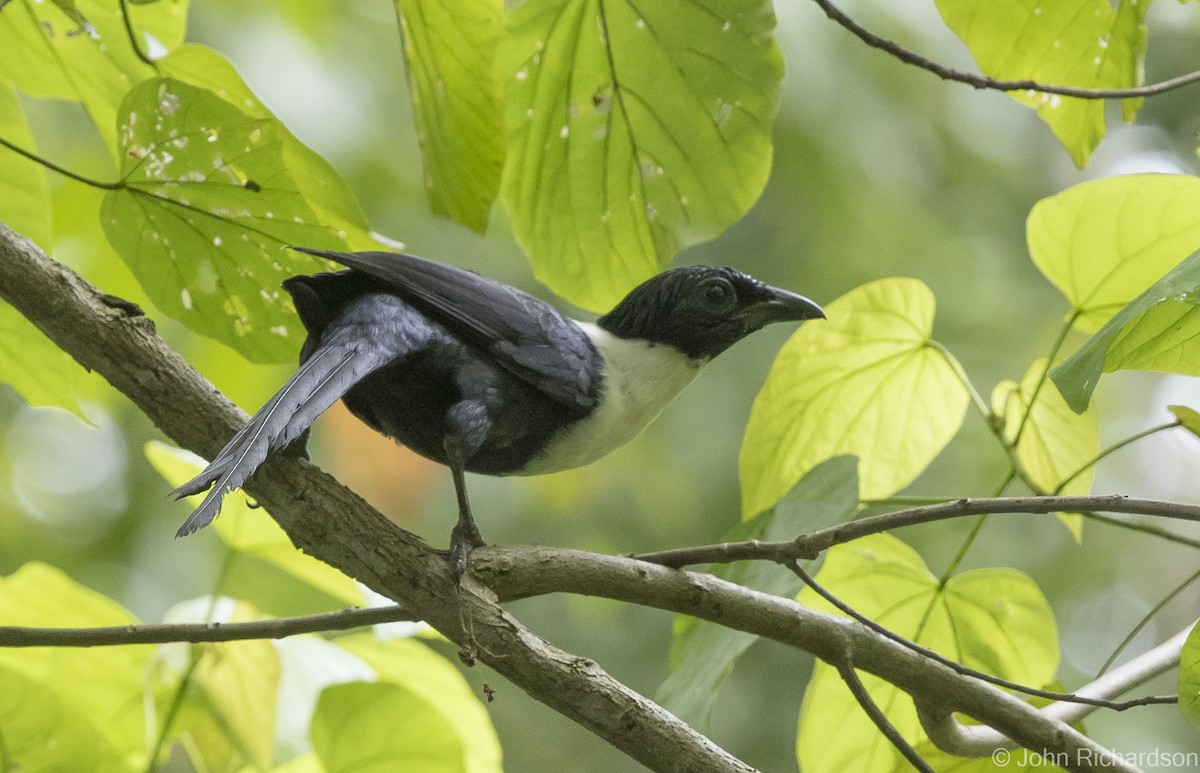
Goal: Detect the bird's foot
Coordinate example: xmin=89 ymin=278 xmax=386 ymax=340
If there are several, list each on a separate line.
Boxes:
xmin=448 ymin=521 xmax=486 ymax=581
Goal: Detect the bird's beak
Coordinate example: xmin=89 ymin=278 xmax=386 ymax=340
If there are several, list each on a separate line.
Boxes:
xmin=740 ymin=287 xmax=825 ymax=329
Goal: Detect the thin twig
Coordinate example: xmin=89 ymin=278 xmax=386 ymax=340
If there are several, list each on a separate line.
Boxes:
xmin=635 ymin=494 xmax=1200 ymax=568
xmin=836 ymin=658 xmax=935 ymax=773
xmin=1082 ymin=511 xmax=1200 ymax=550
xmin=812 ymin=0 xmax=1200 ymax=100
xmin=0 ymin=605 xmax=415 ymax=648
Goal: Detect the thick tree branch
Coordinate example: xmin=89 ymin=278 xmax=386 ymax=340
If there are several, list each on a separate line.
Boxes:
xmin=0 ymin=224 xmax=754 ymax=773
xmin=473 ymin=546 xmax=1139 ymax=773
xmin=813 ymin=0 xmax=1200 ymax=99
xmin=635 ymin=494 xmax=1200 ymax=568
xmin=0 ymin=605 xmax=415 ymax=647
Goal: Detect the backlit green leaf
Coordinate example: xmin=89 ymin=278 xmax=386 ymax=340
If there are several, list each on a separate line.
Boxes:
xmin=0 ymin=669 xmax=129 ymax=773
xmin=195 ymin=605 xmax=280 ymax=770
xmin=160 ymin=44 xmax=382 ymax=254
xmin=0 ymin=0 xmax=188 ymax=151
xmin=312 ymin=681 xmax=466 ymax=773
xmin=395 ymin=0 xmax=504 ymax=231
xmin=101 ymin=77 xmax=371 ymax=362
xmin=1052 ymin=248 xmax=1200 ymax=412
xmin=0 ymin=84 xmax=88 ymax=418
xmin=740 ymin=278 xmax=969 ymax=516
xmin=933 ymin=0 xmax=1148 ymax=167
xmin=500 ymin=0 xmax=783 ymax=312
xmin=0 ymin=562 xmax=151 ymax=765
xmin=145 ymin=441 xmax=365 ymax=606
xmin=796 ymin=534 xmax=1058 ymax=773
xmin=998 ymin=359 xmax=1097 ymax=538
xmin=337 ymin=635 xmax=502 ymax=773
xmin=1029 ymin=175 xmax=1200 ymax=333
xmin=0 ymin=83 xmax=52 ymax=250
xmin=1179 ymin=622 xmax=1200 ymax=733
xmin=658 ymin=456 xmax=858 ymax=732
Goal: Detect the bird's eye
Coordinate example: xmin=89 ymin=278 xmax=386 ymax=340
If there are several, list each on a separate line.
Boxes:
xmin=703 ymin=280 xmax=733 ymax=307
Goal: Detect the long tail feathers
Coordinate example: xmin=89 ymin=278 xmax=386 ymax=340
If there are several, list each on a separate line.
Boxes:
xmin=173 ymin=335 xmax=388 ymax=537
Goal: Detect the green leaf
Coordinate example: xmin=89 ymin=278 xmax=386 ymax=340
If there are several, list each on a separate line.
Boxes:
xmin=0 ymin=85 xmax=89 ymax=419
xmin=312 ymin=681 xmax=467 ymax=773
xmin=499 ymin=0 xmax=783 ymax=312
xmin=1051 ymin=248 xmax=1200 ymax=413
xmin=337 ymin=635 xmax=503 ymax=773
xmin=0 ymin=0 xmax=188 ymax=152
xmin=0 ymin=302 xmax=88 ymax=419
xmin=796 ymin=534 xmax=1059 ymax=773
xmin=160 ymin=44 xmax=382 ymax=254
xmin=395 ymin=0 xmax=504 ymax=232
xmin=1029 ymin=174 xmax=1200 ymax=333
xmin=189 ymin=601 xmax=281 ymax=771
xmin=0 ymin=83 xmax=53 ymax=250
xmin=1169 ymin=405 xmax=1200 ymax=438
xmin=0 ymin=668 xmax=130 ymax=773
xmin=1180 ymin=621 xmax=1200 ymax=733
xmin=739 ymin=278 xmax=969 ymax=516
xmin=145 ymin=441 xmax=365 ymax=606
xmin=100 ymin=77 xmax=372 ymax=362
xmin=0 ymin=562 xmax=152 ymax=765
xmin=933 ymin=0 xmax=1148 ymax=167
xmin=657 ymin=456 xmax=858 ymax=731
xmin=997 ymin=359 xmax=1097 ymax=538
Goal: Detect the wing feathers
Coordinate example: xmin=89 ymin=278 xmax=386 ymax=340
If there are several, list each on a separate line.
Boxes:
xmin=173 ymin=335 xmax=389 ymax=536
xmin=294 ymin=248 xmax=599 ymax=410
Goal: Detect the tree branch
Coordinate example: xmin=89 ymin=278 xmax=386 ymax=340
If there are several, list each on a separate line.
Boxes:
xmin=812 ymin=0 xmax=1200 ymax=99
xmin=0 ymin=605 xmax=415 ymax=647
xmin=0 ymin=224 xmax=755 ymax=773
xmin=836 ymin=659 xmax=934 ymax=773
xmin=473 ymin=545 xmax=1139 ymax=773
xmin=635 ymin=494 xmax=1200 ymax=568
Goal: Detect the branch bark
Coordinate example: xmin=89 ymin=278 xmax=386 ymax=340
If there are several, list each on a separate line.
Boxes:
xmin=473 ymin=545 xmax=1140 ymax=773
xmin=0 ymin=224 xmax=755 ymax=773
xmin=0 ymin=605 xmax=415 ymax=647
xmin=636 ymin=494 xmax=1200 ymax=568
xmin=812 ymin=0 xmax=1200 ymax=99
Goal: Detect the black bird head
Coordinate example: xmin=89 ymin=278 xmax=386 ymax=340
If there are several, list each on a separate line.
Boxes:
xmin=596 ymin=266 xmax=825 ymax=359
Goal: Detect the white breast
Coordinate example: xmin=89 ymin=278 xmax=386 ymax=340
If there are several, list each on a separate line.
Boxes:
xmin=518 ymin=322 xmax=706 ymax=475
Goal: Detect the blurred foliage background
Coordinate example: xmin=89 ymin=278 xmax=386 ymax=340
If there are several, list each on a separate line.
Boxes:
xmin=4 ymin=0 xmax=1200 ymax=769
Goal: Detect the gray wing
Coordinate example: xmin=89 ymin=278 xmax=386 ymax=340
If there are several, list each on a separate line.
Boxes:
xmin=172 ymin=295 xmax=427 ymax=535
xmin=293 ymin=248 xmax=600 ymax=410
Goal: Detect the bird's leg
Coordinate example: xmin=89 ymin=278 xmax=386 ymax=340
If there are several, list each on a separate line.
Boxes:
xmin=443 ymin=399 xmax=490 ymax=579
xmin=447 ymin=463 xmax=484 ymax=579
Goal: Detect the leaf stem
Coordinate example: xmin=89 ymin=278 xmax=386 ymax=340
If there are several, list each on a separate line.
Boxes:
xmin=936 ymin=471 xmax=1015 ymax=587
xmin=928 ymin=340 xmax=1040 ymax=491
xmin=0 ymin=135 xmax=123 ymax=191
xmin=1013 ymin=311 xmax=1079 ymax=446
xmin=1097 ymin=566 xmax=1200 ymax=677
xmin=143 ymin=552 xmax=236 ymax=771
xmin=1053 ymin=420 xmax=1181 ymax=494
xmin=118 ymin=0 xmax=157 ymax=68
